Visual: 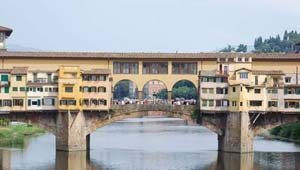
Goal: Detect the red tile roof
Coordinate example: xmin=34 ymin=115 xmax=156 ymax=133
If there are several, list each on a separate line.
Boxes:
xmin=11 ymin=67 xmax=28 ymax=74
xmin=0 ymin=26 xmax=13 ymax=37
xmin=0 ymin=51 xmax=300 ymax=60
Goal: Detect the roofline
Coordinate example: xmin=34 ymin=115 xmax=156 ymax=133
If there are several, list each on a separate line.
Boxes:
xmin=1 ymin=51 xmax=300 ymax=60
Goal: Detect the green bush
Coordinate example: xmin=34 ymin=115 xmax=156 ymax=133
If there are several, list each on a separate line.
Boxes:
xmin=270 ymin=123 xmax=300 ymax=141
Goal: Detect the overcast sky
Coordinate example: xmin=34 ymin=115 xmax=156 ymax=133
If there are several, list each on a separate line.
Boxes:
xmin=1 ymin=0 xmax=300 ymax=52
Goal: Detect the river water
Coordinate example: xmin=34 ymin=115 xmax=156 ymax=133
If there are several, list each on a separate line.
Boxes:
xmin=1 ymin=118 xmax=300 ymax=170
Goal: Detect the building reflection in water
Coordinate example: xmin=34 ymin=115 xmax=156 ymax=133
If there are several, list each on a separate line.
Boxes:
xmin=56 ymin=151 xmax=90 ymax=170
xmin=205 ymin=152 xmax=300 ymax=170
xmin=0 ymin=150 xmax=11 ymax=170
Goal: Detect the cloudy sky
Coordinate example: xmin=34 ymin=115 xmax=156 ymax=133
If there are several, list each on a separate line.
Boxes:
xmin=1 ymin=0 xmax=300 ymax=52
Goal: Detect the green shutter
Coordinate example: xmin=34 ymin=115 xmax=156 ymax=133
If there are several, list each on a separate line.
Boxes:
xmin=52 ymin=99 xmax=55 ymax=106
xmin=275 ymin=101 xmax=278 ymax=107
xmin=284 ymin=88 xmax=288 ymax=95
xmin=296 ymin=88 xmax=300 ymax=94
xmin=285 ymin=102 xmax=288 ymax=108
xmin=268 ymin=101 xmax=271 ymax=107
xmin=1 ymin=75 xmax=8 ymax=81
xmin=37 ymin=99 xmax=41 ymax=106
xmin=296 ymin=102 xmax=300 ymax=108
xmin=28 ymin=99 xmax=31 ymax=106
xmin=4 ymin=87 xmax=9 ymax=93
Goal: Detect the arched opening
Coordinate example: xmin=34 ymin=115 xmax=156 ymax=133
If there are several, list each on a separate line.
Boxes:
xmin=113 ymin=80 xmax=138 ymax=104
xmin=142 ymin=80 xmax=168 ymax=104
xmin=172 ymin=80 xmax=197 ymax=105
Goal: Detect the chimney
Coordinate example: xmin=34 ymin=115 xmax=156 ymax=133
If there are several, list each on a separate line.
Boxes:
xmin=0 ymin=26 xmax=13 ymax=51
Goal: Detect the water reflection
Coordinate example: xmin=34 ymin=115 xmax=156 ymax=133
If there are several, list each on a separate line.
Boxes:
xmin=0 ymin=150 xmax=11 ymax=170
xmin=1 ymin=118 xmax=300 ymax=170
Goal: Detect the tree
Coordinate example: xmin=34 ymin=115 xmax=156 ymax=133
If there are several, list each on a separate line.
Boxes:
xmin=156 ymin=88 xmax=168 ymax=99
xmin=172 ymin=86 xmax=197 ymax=99
xmin=236 ymin=44 xmax=247 ymax=52
xmin=253 ymin=30 xmax=300 ymax=53
xmin=219 ymin=45 xmax=235 ymax=52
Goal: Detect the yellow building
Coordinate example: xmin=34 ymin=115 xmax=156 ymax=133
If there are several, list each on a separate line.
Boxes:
xmin=10 ymin=67 xmax=28 ymax=111
xmin=58 ymin=66 xmax=82 ymax=111
xmin=81 ymin=69 xmax=112 ymax=111
xmin=0 ymin=69 xmax=12 ymax=112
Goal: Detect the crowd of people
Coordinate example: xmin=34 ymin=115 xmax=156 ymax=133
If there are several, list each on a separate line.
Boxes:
xmin=113 ymin=97 xmax=197 ymax=105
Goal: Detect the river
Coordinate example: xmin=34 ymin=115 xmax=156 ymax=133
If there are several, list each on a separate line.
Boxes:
xmin=1 ymin=118 xmax=300 ymax=170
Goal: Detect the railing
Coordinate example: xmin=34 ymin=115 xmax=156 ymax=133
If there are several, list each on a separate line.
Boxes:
xmin=111 ymin=104 xmax=196 ymax=114
xmin=0 ymin=81 xmax=9 ymax=86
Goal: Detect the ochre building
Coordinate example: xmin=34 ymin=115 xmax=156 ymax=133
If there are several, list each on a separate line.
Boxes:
xmin=1 ymin=27 xmax=300 ymax=114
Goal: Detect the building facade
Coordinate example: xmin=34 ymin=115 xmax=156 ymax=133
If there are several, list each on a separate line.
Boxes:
xmin=199 ymin=56 xmax=300 ymax=113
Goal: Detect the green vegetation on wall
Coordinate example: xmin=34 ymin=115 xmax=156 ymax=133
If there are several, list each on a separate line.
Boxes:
xmin=270 ymin=123 xmax=300 ymax=141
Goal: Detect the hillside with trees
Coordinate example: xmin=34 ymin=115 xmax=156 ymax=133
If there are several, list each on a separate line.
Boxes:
xmin=219 ymin=30 xmax=300 ymax=53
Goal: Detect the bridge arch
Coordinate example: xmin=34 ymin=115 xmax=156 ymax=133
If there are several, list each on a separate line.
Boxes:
xmin=142 ymin=79 xmax=168 ymax=99
xmin=113 ymin=79 xmax=139 ymax=100
xmin=171 ymin=79 xmax=198 ymax=100
xmin=84 ymin=105 xmax=223 ymax=136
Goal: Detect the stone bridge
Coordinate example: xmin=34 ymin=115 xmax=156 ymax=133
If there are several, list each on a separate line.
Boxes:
xmin=1 ymin=105 xmax=300 ymax=153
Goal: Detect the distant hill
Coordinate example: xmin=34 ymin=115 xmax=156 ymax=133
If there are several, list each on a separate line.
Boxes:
xmin=6 ymin=44 xmax=41 ymax=52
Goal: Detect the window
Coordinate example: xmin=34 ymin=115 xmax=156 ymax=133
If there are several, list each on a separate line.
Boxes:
xmin=172 ymin=63 xmax=197 ymax=74
xmin=232 ymin=87 xmax=236 ymax=92
xmin=20 ymin=87 xmax=26 ymax=92
xmin=1 ymin=74 xmax=9 ymax=81
xmin=60 ymin=100 xmax=76 ymax=105
xmin=224 ymin=66 xmax=228 ymax=75
xmin=216 ymin=88 xmax=223 ymax=94
xmin=12 ymin=87 xmax=18 ymax=92
xmin=232 ymin=101 xmax=237 ymax=107
xmin=98 ymin=87 xmax=106 ymax=92
xmin=47 ymin=73 xmax=52 ymax=83
xmin=99 ymin=99 xmax=107 ymax=106
xmin=285 ymin=77 xmax=291 ymax=83
xmin=268 ymin=89 xmax=278 ymax=94
xmin=83 ymin=87 xmax=89 ymax=92
xmin=216 ymin=100 xmax=222 ymax=107
xmin=250 ymin=100 xmax=262 ymax=106
xmin=202 ymin=88 xmax=208 ymax=94
xmin=284 ymin=88 xmax=300 ymax=95
xmin=44 ymin=98 xmax=55 ymax=106
xmin=90 ymin=87 xmax=97 ymax=92
xmin=65 ymin=87 xmax=73 ymax=93
xmin=254 ymin=89 xmax=261 ymax=94
xmin=99 ymin=75 xmax=106 ymax=81
xmin=268 ymin=101 xmax=278 ymax=107
xmin=123 ymin=63 xmax=129 ymax=74
xmin=208 ymin=88 xmax=214 ymax=94
xmin=4 ymin=87 xmax=9 ymax=93
xmin=83 ymin=99 xmax=89 ymax=105
xmin=239 ymin=72 xmax=248 ymax=79
xmin=240 ymin=102 xmax=243 ymax=106
xmin=208 ymin=100 xmax=214 ymax=107
xmin=285 ymin=101 xmax=299 ymax=108
xmin=90 ymin=99 xmax=98 ymax=106
xmin=202 ymin=100 xmax=208 ymax=107
xmin=113 ymin=62 xmax=139 ymax=74
xmin=2 ymin=100 xmax=12 ymax=107
xmin=143 ymin=62 xmax=168 ymax=74
xmin=16 ymin=75 xmax=22 ymax=81
xmin=13 ymin=99 xmax=24 ymax=106
xmin=255 ymin=76 xmax=258 ymax=85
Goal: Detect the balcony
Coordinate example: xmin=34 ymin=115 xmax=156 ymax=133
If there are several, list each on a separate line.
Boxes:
xmin=59 ymin=79 xmax=79 ymax=85
xmin=0 ymin=81 xmax=9 ymax=87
